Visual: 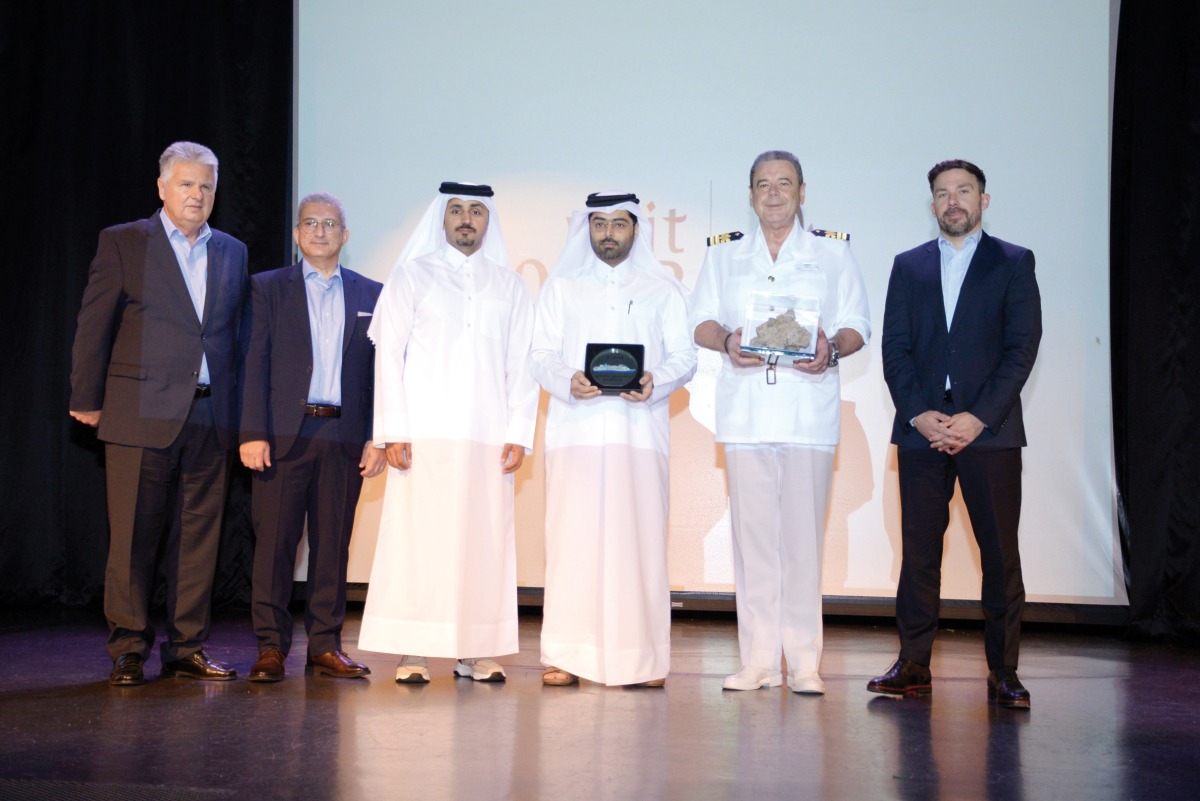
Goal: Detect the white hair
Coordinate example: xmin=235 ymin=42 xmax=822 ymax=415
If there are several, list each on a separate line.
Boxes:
xmin=159 ymin=141 xmax=219 ymax=187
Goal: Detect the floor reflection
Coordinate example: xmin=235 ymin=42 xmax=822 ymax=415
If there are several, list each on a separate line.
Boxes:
xmin=0 ymin=612 xmax=1195 ymax=800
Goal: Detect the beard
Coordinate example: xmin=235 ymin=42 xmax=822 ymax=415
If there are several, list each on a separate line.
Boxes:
xmin=591 ymin=236 xmax=633 ymax=265
xmin=938 ymin=208 xmax=978 ymax=238
xmin=453 ymin=226 xmax=479 ymax=248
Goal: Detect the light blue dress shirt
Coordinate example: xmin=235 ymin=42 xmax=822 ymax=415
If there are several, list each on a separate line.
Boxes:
xmin=938 ymin=230 xmax=981 ymax=390
xmin=303 ymin=260 xmax=345 ymax=405
xmin=160 ymin=211 xmax=212 ymax=385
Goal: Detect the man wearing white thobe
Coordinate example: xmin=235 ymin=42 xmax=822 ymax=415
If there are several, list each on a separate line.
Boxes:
xmin=359 ymin=182 xmax=538 ymax=683
xmin=690 ymin=151 xmax=871 ymax=694
xmin=531 ymin=193 xmax=697 ymax=687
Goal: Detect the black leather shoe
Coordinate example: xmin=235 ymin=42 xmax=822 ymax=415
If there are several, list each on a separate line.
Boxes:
xmin=988 ymin=666 xmax=1031 ymax=709
xmin=162 ymin=650 xmax=237 ymax=681
xmin=249 ymin=647 xmax=286 ymax=683
xmin=306 ymin=650 xmax=371 ymax=678
xmin=109 ymin=653 xmax=146 ymax=686
xmin=867 ymin=658 xmax=932 ymax=698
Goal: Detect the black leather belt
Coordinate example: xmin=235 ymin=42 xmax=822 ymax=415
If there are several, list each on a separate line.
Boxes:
xmin=943 ymin=389 xmax=954 ymax=405
xmin=304 ymin=404 xmax=341 ymax=418
xmin=194 ymin=385 xmax=212 ymax=398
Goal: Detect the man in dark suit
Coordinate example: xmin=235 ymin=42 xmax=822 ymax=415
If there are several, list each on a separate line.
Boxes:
xmin=239 ymin=192 xmax=384 ymax=682
xmin=70 ymin=141 xmax=249 ymax=686
xmin=870 ymin=159 xmax=1042 ymax=708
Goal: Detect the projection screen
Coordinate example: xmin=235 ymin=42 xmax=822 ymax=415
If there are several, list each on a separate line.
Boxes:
xmin=294 ymin=0 xmax=1125 ymax=607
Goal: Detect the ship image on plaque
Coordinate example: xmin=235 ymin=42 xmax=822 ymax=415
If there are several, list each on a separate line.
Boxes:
xmin=584 ymin=343 xmax=645 ymax=395
xmin=740 ymin=292 xmax=820 ymax=360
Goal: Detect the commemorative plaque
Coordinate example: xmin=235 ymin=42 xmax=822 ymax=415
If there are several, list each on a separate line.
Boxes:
xmin=584 ymin=343 xmax=645 ymax=395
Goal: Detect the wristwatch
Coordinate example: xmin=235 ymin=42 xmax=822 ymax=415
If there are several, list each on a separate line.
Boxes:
xmin=828 ymin=339 xmax=840 ymax=368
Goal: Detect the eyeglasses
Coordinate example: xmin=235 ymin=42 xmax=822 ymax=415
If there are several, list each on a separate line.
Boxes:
xmin=591 ymin=219 xmax=632 ymax=232
xmin=299 ymin=218 xmax=342 ymax=231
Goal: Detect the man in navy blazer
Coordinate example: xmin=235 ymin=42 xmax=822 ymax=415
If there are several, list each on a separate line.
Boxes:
xmin=239 ymin=192 xmax=384 ymax=682
xmin=70 ymin=141 xmax=249 ymax=686
xmin=870 ymin=160 xmax=1042 ymax=708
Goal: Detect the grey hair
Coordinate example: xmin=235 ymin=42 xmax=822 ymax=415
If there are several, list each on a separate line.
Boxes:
xmin=297 ymin=192 xmax=347 ymax=227
xmin=159 ymin=141 xmax=219 ymax=186
xmin=749 ymin=150 xmax=803 ymax=187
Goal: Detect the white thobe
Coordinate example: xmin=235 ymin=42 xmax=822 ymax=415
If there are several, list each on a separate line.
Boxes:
xmin=359 ymin=245 xmax=538 ymax=658
xmin=689 ymin=223 xmax=870 ymax=674
xmin=531 ymin=257 xmax=696 ymax=685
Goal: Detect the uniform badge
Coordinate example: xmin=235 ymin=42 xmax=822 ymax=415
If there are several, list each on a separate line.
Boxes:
xmin=707 ymin=231 xmax=744 ymax=246
xmin=811 ymin=228 xmax=850 ymax=242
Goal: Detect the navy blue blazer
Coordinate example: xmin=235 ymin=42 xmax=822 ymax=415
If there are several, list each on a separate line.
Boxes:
xmin=70 ymin=211 xmax=249 ymax=450
xmin=239 ymin=263 xmax=382 ymax=460
xmin=882 ymin=231 xmax=1042 ymax=451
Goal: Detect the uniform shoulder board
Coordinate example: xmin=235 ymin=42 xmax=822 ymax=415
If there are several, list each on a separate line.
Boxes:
xmin=707 ymin=231 xmax=744 ymax=246
xmin=811 ymin=228 xmax=850 ymax=242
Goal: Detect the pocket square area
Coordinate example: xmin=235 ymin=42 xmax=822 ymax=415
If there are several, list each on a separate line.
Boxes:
xmin=357 ymin=311 xmax=373 ymax=317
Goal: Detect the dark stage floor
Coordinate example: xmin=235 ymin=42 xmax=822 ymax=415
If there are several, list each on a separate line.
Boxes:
xmin=1 ymin=609 xmax=1197 ymax=800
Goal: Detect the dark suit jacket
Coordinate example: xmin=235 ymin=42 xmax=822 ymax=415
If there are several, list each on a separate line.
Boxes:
xmin=239 ymin=263 xmax=383 ymax=460
xmin=882 ymin=231 xmax=1042 ymax=451
xmin=70 ymin=211 xmax=250 ymax=450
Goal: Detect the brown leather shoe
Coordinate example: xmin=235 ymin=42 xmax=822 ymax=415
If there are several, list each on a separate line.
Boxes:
xmin=987 ymin=666 xmax=1031 ymax=709
xmin=867 ymin=658 xmax=932 ymax=698
xmin=162 ymin=650 xmax=237 ymax=681
xmin=307 ymin=650 xmax=371 ymax=678
xmin=109 ymin=653 xmax=146 ymax=686
xmin=249 ymin=647 xmax=286 ymax=683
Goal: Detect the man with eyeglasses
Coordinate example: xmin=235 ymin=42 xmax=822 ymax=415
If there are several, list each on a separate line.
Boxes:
xmin=358 ymin=182 xmax=538 ymax=684
xmin=70 ymin=141 xmax=249 ymax=686
xmin=530 ymin=192 xmax=695 ymax=688
xmin=240 ymin=192 xmax=384 ymax=682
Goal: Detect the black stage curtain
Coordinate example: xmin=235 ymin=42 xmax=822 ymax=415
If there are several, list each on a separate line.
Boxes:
xmin=1112 ymin=3 xmax=1200 ymax=641
xmin=0 ymin=1 xmax=292 ymax=610
xmin=2 ymin=3 xmax=1199 ymax=642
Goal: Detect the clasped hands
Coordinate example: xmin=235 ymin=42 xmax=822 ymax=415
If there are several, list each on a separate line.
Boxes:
xmin=913 ymin=410 xmax=985 ymax=455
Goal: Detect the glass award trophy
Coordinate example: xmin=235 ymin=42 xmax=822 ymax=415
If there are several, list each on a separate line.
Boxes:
xmin=740 ymin=293 xmax=820 ymax=360
xmin=584 ymin=343 xmax=645 ymax=394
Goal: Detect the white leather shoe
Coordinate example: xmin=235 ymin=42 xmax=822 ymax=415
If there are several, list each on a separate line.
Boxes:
xmin=722 ymin=666 xmax=784 ymax=691
xmin=788 ymin=672 xmax=825 ymax=694
xmin=456 ymin=657 xmax=506 ymax=682
xmin=394 ymin=655 xmax=430 ymax=684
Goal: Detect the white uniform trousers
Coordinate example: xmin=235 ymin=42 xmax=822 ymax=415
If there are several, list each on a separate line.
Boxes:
xmin=724 ymin=443 xmax=834 ymax=675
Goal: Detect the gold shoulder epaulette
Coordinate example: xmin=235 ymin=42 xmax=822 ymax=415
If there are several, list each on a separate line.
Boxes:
xmin=707 ymin=231 xmax=744 ymax=246
xmin=811 ymin=228 xmax=850 ymax=242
